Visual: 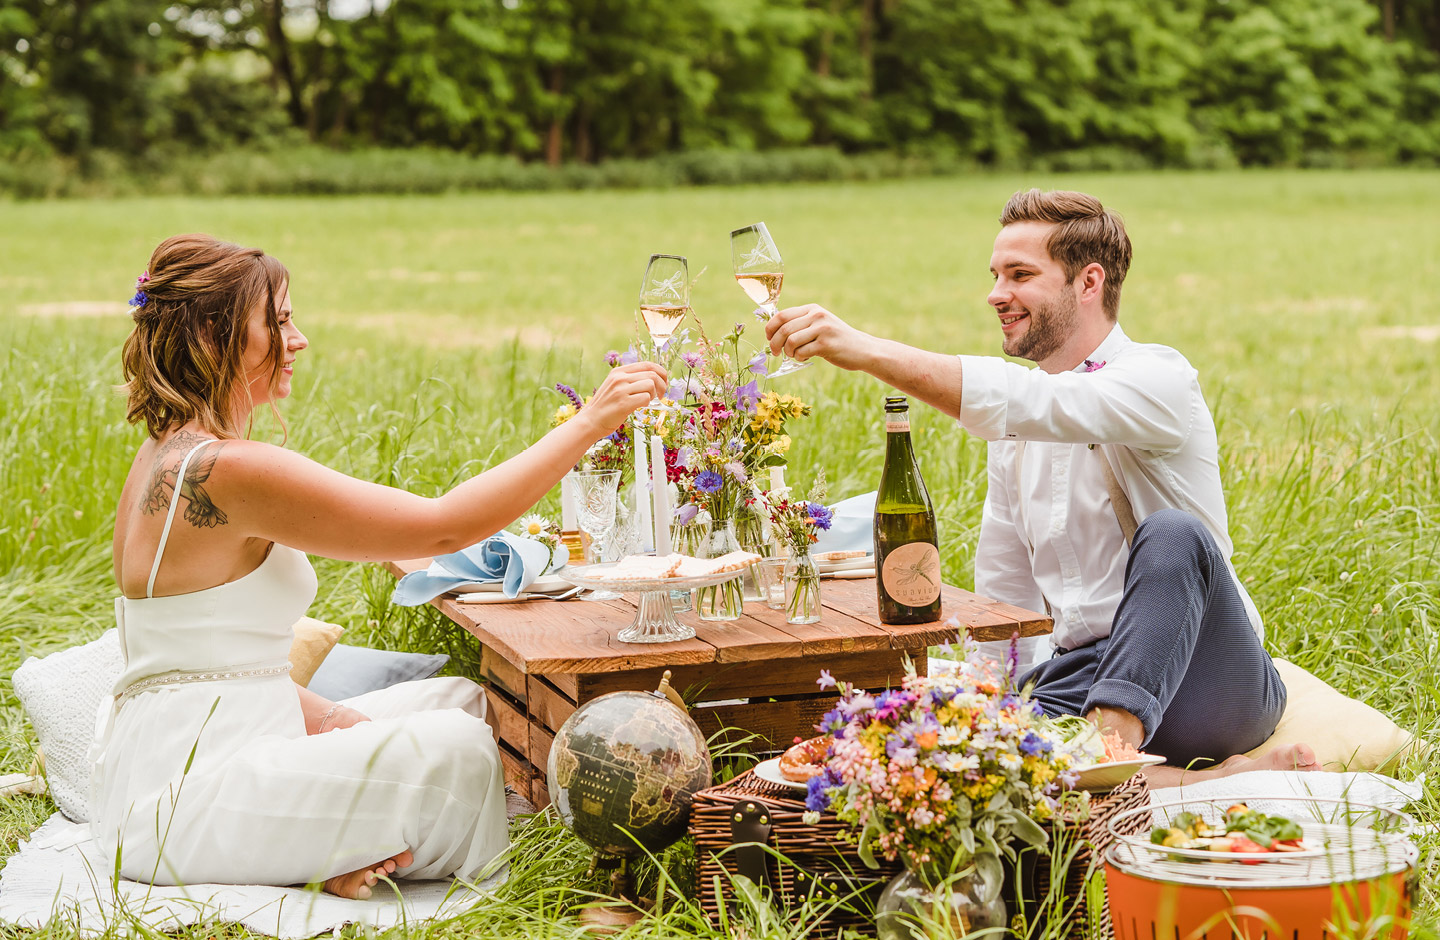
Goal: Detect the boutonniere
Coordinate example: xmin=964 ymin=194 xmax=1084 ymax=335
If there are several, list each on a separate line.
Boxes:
xmin=1083 ymin=359 xmax=1107 ymax=373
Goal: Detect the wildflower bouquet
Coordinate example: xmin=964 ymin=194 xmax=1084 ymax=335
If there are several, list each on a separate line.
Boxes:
xmin=807 ymin=637 xmax=1092 ymax=890
xmin=551 ymin=380 xmax=633 ymax=487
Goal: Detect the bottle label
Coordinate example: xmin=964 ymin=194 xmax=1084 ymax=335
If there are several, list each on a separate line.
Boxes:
xmin=885 ymin=417 xmax=910 ymax=433
xmin=881 ymin=542 xmax=941 ymax=607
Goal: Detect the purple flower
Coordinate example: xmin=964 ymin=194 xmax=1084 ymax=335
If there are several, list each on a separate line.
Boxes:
xmin=1006 ymin=632 xmax=1019 ymax=682
xmin=747 ymin=352 xmax=769 ymax=376
xmin=619 ymin=345 xmax=640 ymax=365
xmin=555 ymin=383 xmax=583 ymax=409
xmin=817 ymin=706 xmax=847 ymax=736
xmin=675 ymin=445 xmax=695 ymax=470
xmin=605 ymin=350 xmax=622 ymax=366
xmin=736 ymin=380 xmax=761 ymax=414
xmin=129 ymin=290 xmax=148 ymax=308
xmin=732 ymin=322 xmax=746 ymax=336
xmin=681 ymin=352 xmax=703 ymax=369
xmin=695 ymin=470 xmax=723 ymax=494
xmin=664 ymin=379 xmax=687 ymax=402
xmin=135 ymin=272 xmax=150 ymax=286
xmin=674 ymin=503 xmax=699 ymax=525
xmin=1084 ymin=359 xmax=1107 ymax=373
xmin=1019 ymin=731 xmax=1053 ymax=756
xmin=817 ymin=669 xmax=836 ymax=690
xmin=805 ymin=771 xmax=838 ymax=813
xmin=806 ymin=503 xmax=833 ymax=530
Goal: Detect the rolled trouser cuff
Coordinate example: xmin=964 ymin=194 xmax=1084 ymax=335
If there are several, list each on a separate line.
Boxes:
xmin=1084 ymin=678 xmax=1164 ymax=746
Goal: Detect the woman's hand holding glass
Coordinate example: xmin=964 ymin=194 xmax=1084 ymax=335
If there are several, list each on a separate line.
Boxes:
xmin=577 ymin=362 xmax=669 ymax=440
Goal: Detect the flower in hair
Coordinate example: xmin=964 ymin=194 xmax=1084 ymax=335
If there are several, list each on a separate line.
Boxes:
xmin=129 ymin=272 xmax=151 ymax=308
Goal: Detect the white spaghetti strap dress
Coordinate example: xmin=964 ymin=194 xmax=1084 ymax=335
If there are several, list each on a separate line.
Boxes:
xmin=90 ymin=439 xmax=509 ymax=886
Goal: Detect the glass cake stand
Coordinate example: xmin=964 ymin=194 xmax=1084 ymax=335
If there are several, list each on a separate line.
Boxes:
xmin=558 ymin=563 xmax=746 ymax=643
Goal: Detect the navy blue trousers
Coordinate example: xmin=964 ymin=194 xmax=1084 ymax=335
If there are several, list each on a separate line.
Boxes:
xmin=1021 ymin=509 xmax=1286 ymax=768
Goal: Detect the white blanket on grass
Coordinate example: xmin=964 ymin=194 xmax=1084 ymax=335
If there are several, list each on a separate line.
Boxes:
xmin=0 ymin=812 xmax=511 ymax=938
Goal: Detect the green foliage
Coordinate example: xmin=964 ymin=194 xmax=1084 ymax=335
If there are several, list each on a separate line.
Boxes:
xmin=2 ymin=0 xmax=1439 ymax=169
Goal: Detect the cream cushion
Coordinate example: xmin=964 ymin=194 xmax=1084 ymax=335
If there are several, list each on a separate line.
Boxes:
xmin=13 ymin=617 xmax=344 ymax=822
xmin=1244 ymin=659 xmax=1418 ymax=773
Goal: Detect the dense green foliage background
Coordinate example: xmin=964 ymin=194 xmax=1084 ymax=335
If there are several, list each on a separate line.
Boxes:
xmin=4 ymin=0 xmax=1440 ymax=181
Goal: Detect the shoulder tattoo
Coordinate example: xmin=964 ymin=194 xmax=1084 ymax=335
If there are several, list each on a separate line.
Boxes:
xmin=139 ymin=431 xmax=230 ymax=529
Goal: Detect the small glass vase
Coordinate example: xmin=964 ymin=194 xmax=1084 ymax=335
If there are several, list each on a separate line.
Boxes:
xmin=875 ymin=865 xmax=1007 ymax=940
xmin=734 ymin=501 xmax=771 ymax=602
xmin=783 ymin=546 xmax=821 ymax=624
xmin=606 ymin=498 xmax=645 ymax=562
xmin=694 ymin=520 xmax=744 ymax=622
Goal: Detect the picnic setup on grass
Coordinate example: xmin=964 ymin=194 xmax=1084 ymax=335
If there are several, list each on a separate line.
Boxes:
xmin=0 ymin=219 xmax=1427 ymax=940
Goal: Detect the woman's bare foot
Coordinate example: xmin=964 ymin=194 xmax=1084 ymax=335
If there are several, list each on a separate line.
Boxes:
xmin=322 ymin=850 xmax=414 ymax=900
xmin=1146 ymin=743 xmax=1322 ymax=788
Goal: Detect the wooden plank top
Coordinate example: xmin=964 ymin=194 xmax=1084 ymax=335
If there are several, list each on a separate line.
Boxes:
xmin=383 ymin=558 xmax=1051 ymax=676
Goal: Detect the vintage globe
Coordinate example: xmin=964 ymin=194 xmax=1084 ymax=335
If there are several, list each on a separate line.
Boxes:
xmin=547 ymin=689 xmax=713 ymax=857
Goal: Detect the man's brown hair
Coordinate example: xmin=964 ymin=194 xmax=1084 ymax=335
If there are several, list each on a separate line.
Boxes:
xmin=120 ymin=234 xmax=289 ymax=439
xmin=1000 ymin=189 xmax=1132 ymax=320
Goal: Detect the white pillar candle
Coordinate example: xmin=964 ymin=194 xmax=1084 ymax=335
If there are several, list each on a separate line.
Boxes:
xmin=770 ymin=464 xmax=786 ymax=495
xmin=560 ymin=473 xmax=578 ymax=530
xmin=651 ymin=435 xmax=672 ymax=555
xmin=633 ymin=424 xmax=653 ymax=552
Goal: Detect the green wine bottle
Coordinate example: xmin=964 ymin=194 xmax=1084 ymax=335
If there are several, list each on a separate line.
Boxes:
xmin=874 ymin=396 xmax=942 ymax=624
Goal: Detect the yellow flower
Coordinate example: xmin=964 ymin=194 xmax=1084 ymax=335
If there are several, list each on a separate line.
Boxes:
xmin=552 ymin=403 xmax=577 ymax=427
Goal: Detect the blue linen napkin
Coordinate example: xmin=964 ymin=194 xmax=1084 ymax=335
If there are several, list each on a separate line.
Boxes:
xmin=811 ymin=491 xmax=877 ymax=556
xmin=390 ymin=531 xmax=558 ymax=607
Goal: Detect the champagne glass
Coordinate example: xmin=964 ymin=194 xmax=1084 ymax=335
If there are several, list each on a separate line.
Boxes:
xmin=638 ymin=254 xmax=690 ymax=355
xmin=569 ymin=469 xmax=621 ymax=601
xmin=731 ymin=222 xmax=808 ymax=377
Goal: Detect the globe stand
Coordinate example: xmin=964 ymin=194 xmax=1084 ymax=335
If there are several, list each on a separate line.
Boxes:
xmin=579 ymin=855 xmax=649 ymax=932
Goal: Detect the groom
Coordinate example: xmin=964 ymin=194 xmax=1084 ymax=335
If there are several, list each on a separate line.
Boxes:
xmin=766 ymin=188 xmax=1317 ymax=784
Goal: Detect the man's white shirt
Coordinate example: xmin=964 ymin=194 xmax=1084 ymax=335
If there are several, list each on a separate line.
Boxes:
xmin=958 ymin=324 xmax=1262 ymax=654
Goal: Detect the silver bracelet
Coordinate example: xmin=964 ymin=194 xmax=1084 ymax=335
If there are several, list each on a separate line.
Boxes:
xmin=317 ymin=703 xmax=343 ymax=733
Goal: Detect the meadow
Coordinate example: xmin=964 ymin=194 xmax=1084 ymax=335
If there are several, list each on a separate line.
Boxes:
xmin=0 ymin=169 xmax=1438 ymax=937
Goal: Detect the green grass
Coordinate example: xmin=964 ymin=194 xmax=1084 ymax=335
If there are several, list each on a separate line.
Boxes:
xmin=1 ymin=169 xmax=1438 ymax=937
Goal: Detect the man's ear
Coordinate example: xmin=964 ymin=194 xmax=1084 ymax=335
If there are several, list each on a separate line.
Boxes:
xmin=1077 ymin=262 xmax=1106 ymax=308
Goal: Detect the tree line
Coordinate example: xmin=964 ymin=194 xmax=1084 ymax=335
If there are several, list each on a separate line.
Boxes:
xmin=2 ymin=0 xmax=1439 ymax=169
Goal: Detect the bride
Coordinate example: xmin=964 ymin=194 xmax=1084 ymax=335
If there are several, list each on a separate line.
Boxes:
xmin=97 ymin=233 xmax=666 ymax=898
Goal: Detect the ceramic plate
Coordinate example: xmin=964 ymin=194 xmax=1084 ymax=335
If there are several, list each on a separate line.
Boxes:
xmin=751 ymin=757 xmax=810 ymax=791
xmin=450 ymin=573 xmax=574 ymax=595
xmin=1073 ymin=755 xmax=1165 ymax=791
xmin=815 ymin=553 xmax=874 ymax=574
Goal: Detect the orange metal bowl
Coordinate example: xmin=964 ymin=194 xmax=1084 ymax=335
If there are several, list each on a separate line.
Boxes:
xmin=1105 ymin=860 xmax=1413 ymax=940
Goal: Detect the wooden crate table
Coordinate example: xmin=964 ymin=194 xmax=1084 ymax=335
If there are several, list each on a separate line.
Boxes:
xmin=384 ymin=559 xmax=1051 ymax=808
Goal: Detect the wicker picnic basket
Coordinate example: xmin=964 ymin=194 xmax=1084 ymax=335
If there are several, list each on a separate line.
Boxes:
xmin=691 ymin=769 xmax=1153 ymax=937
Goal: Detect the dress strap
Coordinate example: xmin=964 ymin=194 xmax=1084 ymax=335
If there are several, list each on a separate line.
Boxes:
xmin=146 ymin=439 xmax=218 ymax=598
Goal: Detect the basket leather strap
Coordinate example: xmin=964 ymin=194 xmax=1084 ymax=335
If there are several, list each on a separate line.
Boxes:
xmin=729 ymin=799 xmax=774 ymax=889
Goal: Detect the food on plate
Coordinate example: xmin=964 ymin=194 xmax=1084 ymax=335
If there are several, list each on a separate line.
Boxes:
xmin=1101 ymin=729 xmax=1143 ymax=763
xmin=599 ymin=553 xmax=685 ymax=580
xmin=672 ymin=550 xmax=762 ymax=578
xmin=778 ymin=735 xmax=832 ymax=782
xmin=814 ymin=550 xmax=869 ymax=562
xmin=1149 ymin=803 xmax=1305 ymax=861
xmin=582 ymin=551 xmax=762 ymax=583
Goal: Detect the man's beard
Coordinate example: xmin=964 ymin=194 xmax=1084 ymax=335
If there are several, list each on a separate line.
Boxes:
xmin=1002 ymin=287 xmax=1078 ymax=363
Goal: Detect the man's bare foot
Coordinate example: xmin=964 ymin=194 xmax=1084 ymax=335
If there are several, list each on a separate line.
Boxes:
xmin=1146 ymin=743 xmax=1322 ymax=789
xmin=323 ymin=850 xmax=414 ymax=900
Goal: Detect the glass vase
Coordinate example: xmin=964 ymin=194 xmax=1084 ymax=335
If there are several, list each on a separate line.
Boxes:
xmin=694 ymin=520 xmax=744 ymax=622
xmin=783 ymin=546 xmax=821 ymax=624
xmin=671 ymin=513 xmax=709 ymax=614
xmin=874 ymin=866 xmax=1007 ymax=940
xmin=734 ymin=500 xmax=771 ymax=602
xmin=606 ymin=498 xmax=645 ymax=562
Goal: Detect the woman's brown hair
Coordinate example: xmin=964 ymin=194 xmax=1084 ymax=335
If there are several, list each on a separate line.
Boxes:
xmin=121 ymin=234 xmax=289 ymax=439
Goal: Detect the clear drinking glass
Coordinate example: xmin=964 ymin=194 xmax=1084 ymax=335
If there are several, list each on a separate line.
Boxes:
xmin=639 ymin=254 xmax=690 ymax=356
xmin=569 ymin=469 xmax=621 ymax=601
xmin=731 ymin=222 xmax=808 ymax=377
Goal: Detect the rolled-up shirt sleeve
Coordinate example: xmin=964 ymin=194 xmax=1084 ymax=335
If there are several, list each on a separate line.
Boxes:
xmin=957 ymin=351 xmax=1197 ymax=452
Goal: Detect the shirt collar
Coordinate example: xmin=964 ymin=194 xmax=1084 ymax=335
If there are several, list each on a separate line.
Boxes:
xmin=1074 ymin=323 xmax=1129 ymax=373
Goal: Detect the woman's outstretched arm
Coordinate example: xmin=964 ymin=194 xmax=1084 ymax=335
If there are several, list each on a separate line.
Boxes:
xmin=206 ymin=362 xmax=668 ymax=562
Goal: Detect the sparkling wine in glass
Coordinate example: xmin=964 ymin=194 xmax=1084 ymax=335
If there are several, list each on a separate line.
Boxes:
xmin=638 ymin=253 xmax=690 ymax=353
xmin=731 ymin=222 xmax=808 ymax=376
